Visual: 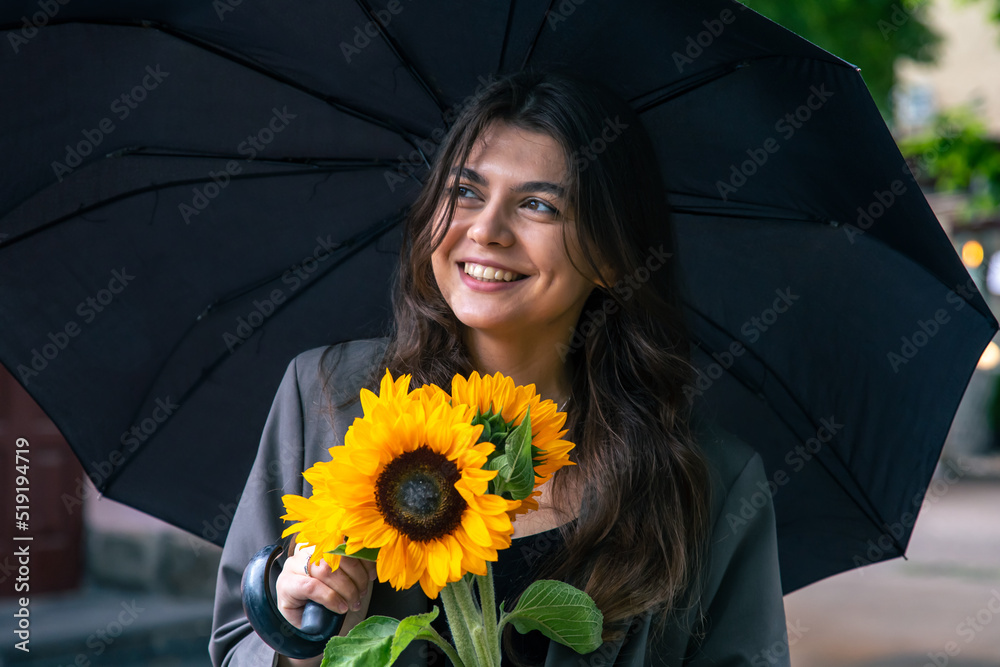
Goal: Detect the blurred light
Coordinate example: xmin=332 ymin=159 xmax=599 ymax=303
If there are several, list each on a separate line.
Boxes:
xmin=978 ymin=341 xmax=1000 ymax=370
xmin=962 ymin=240 xmax=984 ymax=268
xmin=988 ymin=251 xmax=1000 ymax=295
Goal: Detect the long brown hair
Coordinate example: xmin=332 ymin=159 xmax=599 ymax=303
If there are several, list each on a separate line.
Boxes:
xmin=323 ymin=68 xmax=711 ymax=653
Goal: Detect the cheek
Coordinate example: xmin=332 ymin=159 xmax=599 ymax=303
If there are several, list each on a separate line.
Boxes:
xmin=430 ymin=250 xmax=447 ymax=288
xmin=430 ymin=230 xmax=459 ymax=285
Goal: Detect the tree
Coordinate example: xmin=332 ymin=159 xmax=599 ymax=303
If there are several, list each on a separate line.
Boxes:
xmin=961 ymin=0 xmax=1000 ymax=24
xmin=899 ymin=107 xmax=1000 ymax=219
xmin=740 ymin=0 xmax=941 ymax=122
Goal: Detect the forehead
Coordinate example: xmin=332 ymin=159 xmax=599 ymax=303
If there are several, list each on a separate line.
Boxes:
xmin=463 ymin=122 xmax=568 ymax=179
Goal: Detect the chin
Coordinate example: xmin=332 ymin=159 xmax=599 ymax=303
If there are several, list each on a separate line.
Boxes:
xmin=453 ymin=312 xmax=522 ymax=334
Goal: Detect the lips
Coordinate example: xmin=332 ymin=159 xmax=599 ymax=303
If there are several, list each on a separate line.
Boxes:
xmin=461 ymin=261 xmax=527 ymax=283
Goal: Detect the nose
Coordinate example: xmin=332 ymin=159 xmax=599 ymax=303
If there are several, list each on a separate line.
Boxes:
xmin=467 ymin=202 xmax=515 ymax=247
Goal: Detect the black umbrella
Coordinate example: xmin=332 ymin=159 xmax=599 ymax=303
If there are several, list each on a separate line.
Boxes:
xmin=1 ymin=0 xmax=994 ymax=602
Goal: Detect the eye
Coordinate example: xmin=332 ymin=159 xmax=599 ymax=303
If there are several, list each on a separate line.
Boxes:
xmin=524 ymin=198 xmax=560 ymax=216
xmin=456 ymin=185 xmax=478 ymax=199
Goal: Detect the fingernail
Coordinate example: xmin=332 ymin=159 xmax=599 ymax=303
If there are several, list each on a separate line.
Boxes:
xmin=352 ymin=599 xmax=362 ymax=611
xmin=338 ymin=603 xmax=349 ymax=614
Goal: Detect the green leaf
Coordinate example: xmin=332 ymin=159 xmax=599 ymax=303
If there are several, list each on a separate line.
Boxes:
xmin=320 ymin=616 xmax=397 ymax=667
xmin=479 ymin=419 xmax=493 ymax=444
xmin=498 ymin=580 xmax=603 ymax=654
xmin=473 ymin=410 xmax=510 ymax=449
xmin=389 ymin=607 xmax=442 ymax=664
xmin=492 ymin=408 xmax=535 ymax=500
xmin=327 ymin=543 xmax=380 ymax=561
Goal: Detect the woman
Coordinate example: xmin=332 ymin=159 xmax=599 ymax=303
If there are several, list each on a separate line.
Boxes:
xmin=210 ymin=68 xmax=788 ymax=667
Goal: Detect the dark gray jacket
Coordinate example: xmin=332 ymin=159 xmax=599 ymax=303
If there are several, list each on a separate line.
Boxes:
xmin=209 ymin=338 xmax=789 ymax=667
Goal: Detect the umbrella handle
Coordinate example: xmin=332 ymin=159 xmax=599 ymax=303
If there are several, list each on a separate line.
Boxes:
xmin=241 ymin=543 xmax=344 ymax=658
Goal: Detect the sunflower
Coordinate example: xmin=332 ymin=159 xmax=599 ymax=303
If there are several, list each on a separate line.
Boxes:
xmin=450 ymin=371 xmax=576 ymax=518
xmin=281 ymin=369 xmax=520 ymax=599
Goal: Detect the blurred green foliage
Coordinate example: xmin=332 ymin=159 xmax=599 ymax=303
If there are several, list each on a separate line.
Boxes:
xmin=899 ymin=107 xmax=1000 ymax=219
xmin=959 ymin=0 xmax=1000 ymax=24
xmin=740 ymin=0 xmax=942 ymax=121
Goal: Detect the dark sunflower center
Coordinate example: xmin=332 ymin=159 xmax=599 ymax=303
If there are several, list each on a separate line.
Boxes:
xmin=375 ymin=446 xmax=467 ymax=542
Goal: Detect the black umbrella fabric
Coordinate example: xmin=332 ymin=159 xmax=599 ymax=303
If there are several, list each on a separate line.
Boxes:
xmin=0 ymin=0 xmax=995 ymax=594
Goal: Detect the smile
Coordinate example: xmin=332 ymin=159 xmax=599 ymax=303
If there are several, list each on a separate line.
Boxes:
xmin=461 ymin=262 xmax=527 ymax=283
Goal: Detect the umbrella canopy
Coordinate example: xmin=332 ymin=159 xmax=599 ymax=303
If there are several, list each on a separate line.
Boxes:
xmin=1 ymin=0 xmax=994 ymax=594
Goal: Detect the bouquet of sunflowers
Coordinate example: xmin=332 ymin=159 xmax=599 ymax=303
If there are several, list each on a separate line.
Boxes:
xmin=280 ymin=370 xmax=602 ymax=667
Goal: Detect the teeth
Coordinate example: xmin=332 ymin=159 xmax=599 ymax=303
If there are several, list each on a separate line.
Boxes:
xmin=463 ymin=262 xmax=522 ymax=282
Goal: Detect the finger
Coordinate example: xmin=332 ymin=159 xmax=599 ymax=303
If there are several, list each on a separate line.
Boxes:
xmin=277 ymin=562 xmax=357 ymax=619
xmin=275 ymin=566 xmax=320 ymax=628
xmin=295 ymin=543 xmax=316 ymax=568
xmin=312 ymin=557 xmax=369 ymax=612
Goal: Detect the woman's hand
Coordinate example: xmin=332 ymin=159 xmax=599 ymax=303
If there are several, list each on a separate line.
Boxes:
xmin=276 ymin=542 xmax=378 ymax=628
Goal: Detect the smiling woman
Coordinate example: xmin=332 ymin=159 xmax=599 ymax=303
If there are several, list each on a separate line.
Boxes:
xmin=210 ymin=68 xmax=789 ymax=667
xmin=429 ymin=123 xmax=601 ymax=374
xmin=376 ymin=70 xmax=723 ymax=664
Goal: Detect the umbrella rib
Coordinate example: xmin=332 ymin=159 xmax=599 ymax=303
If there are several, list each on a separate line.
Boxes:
xmin=0 ymin=163 xmax=406 ymax=250
xmin=670 ymin=203 xmax=839 ymax=226
xmin=684 ymin=301 xmax=908 ymax=558
xmin=352 ymin=0 xmax=445 ymax=114
xmin=497 ymin=0 xmax=519 ymax=73
xmin=8 ymin=17 xmax=427 ymax=141
xmin=518 ymin=0 xmax=559 ymax=70
xmin=99 ymin=211 xmax=406 ymax=493
xmin=106 ymin=146 xmax=401 ymax=169
xmin=630 ymin=59 xmax=755 ymax=114
xmin=630 ymin=54 xmax=856 ymax=115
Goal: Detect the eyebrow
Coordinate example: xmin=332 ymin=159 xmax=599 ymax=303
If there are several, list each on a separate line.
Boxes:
xmin=448 ymin=166 xmax=567 ymax=199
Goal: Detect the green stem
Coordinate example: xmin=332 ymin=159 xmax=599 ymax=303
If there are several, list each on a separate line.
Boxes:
xmin=439 ymin=584 xmax=479 ymax=666
xmin=476 ymin=563 xmax=501 ymax=667
xmin=450 ymin=577 xmax=495 ymax=667
xmin=421 ymin=623 xmax=467 ymax=667
xmin=470 ymin=625 xmax=493 ymax=667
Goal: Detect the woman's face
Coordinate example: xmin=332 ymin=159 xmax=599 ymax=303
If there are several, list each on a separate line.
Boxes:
xmin=430 ymin=122 xmax=600 ymax=341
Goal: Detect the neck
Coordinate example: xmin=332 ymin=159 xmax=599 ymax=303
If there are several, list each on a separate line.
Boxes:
xmin=462 ymin=326 xmax=573 ymax=406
